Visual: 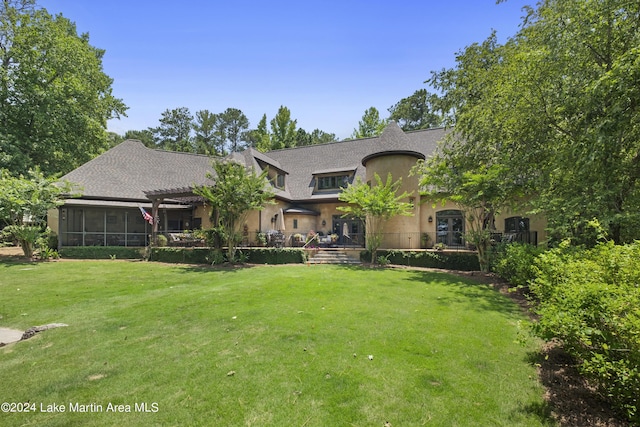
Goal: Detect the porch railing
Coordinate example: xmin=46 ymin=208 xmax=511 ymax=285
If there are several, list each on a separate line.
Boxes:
xmin=60 ymin=229 xmax=538 ymax=250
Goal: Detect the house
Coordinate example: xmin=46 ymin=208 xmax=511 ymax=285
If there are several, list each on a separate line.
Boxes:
xmin=49 ymin=122 xmax=545 ymax=249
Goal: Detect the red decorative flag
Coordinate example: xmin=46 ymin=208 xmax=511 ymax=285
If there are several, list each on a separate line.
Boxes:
xmin=139 ymin=207 xmax=154 ymax=225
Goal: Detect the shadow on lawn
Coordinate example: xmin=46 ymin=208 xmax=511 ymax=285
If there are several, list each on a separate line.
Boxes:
xmin=0 ymin=256 xmax=39 ymax=268
xmin=402 ymin=269 xmax=526 ymax=317
xmin=176 ymin=262 xmax=257 ymax=274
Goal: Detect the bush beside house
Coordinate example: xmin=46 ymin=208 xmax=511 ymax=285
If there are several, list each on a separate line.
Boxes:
xmin=493 ymin=242 xmax=640 ymax=423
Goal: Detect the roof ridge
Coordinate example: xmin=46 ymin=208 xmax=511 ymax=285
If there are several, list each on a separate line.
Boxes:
xmin=404 ymin=126 xmax=447 ymax=134
xmin=260 ymin=126 xmax=445 ymax=154
xmin=150 ymin=145 xmax=216 ymax=159
xmin=263 ymin=134 xmax=379 ymax=154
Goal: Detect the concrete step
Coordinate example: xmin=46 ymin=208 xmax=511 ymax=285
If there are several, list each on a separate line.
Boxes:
xmin=307 ymin=250 xmax=362 ymax=265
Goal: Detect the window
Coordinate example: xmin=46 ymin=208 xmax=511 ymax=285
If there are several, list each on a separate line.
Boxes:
xmin=293 ymin=219 xmax=298 ymax=229
xmin=436 ymin=210 xmax=465 ymax=247
xmin=505 ymin=216 xmax=529 ymax=233
xmin=317 ymin=174 xmax=350 ymax=190
xmin=270 ymin=173 xmax=285 ymax=189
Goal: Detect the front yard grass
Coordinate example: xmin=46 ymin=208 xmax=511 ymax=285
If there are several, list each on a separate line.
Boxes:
xmin=0 ymin=261 xmax=550 ymax=426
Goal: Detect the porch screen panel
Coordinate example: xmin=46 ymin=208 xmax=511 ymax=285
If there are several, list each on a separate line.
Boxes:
xmin=127 ymin=209 xmax=147 ymax=246
xmin=105 ymin=209 xmax=126 ymax=246
xmin=62 ymin=207 xmax=83 ymax=246
xmin=84 ymin=208 xmax=104 ymax=246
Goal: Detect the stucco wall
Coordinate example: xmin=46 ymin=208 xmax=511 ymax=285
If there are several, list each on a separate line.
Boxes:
xmin=364 ymin=154 xmax=423 ymax=249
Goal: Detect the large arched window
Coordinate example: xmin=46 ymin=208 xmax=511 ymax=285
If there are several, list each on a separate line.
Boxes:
xmin=436 ymin=209 xmax=464 ymax=247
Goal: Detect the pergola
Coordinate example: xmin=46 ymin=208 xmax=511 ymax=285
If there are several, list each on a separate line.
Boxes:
xmin=144 ymin=187 xmax=205 ymax=243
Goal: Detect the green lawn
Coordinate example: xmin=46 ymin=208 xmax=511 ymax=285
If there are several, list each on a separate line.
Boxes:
xmin=0 ymin=261 xmax=551 ymax=426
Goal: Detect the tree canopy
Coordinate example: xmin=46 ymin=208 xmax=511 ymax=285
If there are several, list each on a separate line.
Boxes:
xmin=194 ymin=160 xmax=274 ymax=262
xmin=269 ymin=105 xmax=297 ymax=150
xmin=338 ymin=172 xmax=413 ymax=263
xmin=130 ymin=106 xmax=336 ymax=154
xmin=424 ymin=0 xmax=640 ymax=245
xmin=0 ymin=168 xmax=75 ymax=256
xmin=150 ymin=107 xmax=194 ymax=152
xmin=388 ymin=89 xmax=444 ymax=131
xmin=351 ymin=107 xmax=387 ymax=139
xmin=0 ymin=0 xmax=127 ymax=176
xmin=193 ymin=109 xmax=223 ymax=155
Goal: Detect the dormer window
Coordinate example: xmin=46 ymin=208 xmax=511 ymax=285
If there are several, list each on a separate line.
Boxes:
xmin=269 ymin=172 xmax=285 ymax=189
xmin=318 ymin=174 xmax=350 ymax=190
xmin=312 ymin=166 xmax=357 ymax=194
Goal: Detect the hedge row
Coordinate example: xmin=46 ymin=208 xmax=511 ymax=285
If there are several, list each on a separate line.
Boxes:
xmin=149 ymin=247 xmax=307 ymax=265
xmin=363 ymin=249 xmax=480 ymax=271
xmin=245 ymin=248 xmax=307 ymax=264
xmin=59 ymin=246 xmax=144 ymax=259
xmin=57 ymin=247 xmax=308 ymax=265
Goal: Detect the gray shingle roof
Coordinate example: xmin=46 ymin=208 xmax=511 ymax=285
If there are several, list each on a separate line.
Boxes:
xmin=264 ymin=122 xmax=445 ymax=201
xmin=60 ymin=123 xmax=445 ymax=204
xmin=61 ymin=140 xmax=214 ymax=201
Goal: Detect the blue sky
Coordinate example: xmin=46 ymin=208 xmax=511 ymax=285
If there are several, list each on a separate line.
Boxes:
xmin=39 ymin=0 xmax=531 ymax=140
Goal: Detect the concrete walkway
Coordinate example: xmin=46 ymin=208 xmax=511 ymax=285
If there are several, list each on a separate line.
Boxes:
xmin=0 ymin=327 xmax=23 ymax=345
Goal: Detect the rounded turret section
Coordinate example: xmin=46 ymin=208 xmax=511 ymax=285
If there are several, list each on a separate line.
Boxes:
xmin=361 ymin=122 xmax=424 ymax=249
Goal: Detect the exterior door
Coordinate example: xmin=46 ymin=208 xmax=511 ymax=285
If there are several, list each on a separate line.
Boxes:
xmin=332 ymin=216 xmax=364 ymax=246
xmin=436 ymin=210 xmax=465 ymax=247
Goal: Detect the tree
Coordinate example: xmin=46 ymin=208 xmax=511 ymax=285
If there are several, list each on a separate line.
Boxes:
xmin=193 ymin=160 xmax=274 ymax=262
xmin=419 ymin=33 xmax=527 ymax=270
xmin=150 ymin=107 xmax=194 ymax=152
xmin=247 ymin=113 xmax=271 ymax=152
xmin=219 ymin=107 xmax=250 ymax=153
xmin=123 ymin=129 xmax=154 ymax=147
xmin=193 ymin=110 xmax=223 ymax=155
xmin=351 ymin=107 xmax=387 ymax=139
xmin=338 ymin=173 xmax=413 ymax=263
xmin=0 ymin=168 xmax=74 ymax=257
xmin=388 ymin=89 xmax=444 ymax=131
xmin=309 ymin=128 xmax=337 ymax=145
xmin=295 ymin=128 xmax=312 ymax=147
xmin=270 ymin=106 xmax=297 ymax=149
xmin=295 ymin=128 xmax=337 ymax=146
xmin=429 ymin=0 xmax=640 ymax=245
xmin=107 ymin=132 xmax=124 ymax=149
xmin=417 ymin=154 xmax=520 ymax=271
xmin=0 ymin=1 xmax=127 ymax=176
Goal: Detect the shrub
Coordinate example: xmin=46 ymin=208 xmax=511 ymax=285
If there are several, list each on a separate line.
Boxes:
xmin=193 ymin=227 xmax=226 ymax=249
xmin=491 ymin=243 xmax=544 ymax=287
xmin=361 ymin=250 xmax=480 ymax=271
xmin=46 ymin=232 xmax=58 ymax=250
xmin=150 ymin=247 xmax=212 ymax=264
xmin=247 ymin=248 xmax=306 ymax=264
xmin=376 ymin=254 xmax=390 ymax=265
xmin=530 ymin=242 xmax=640 ymax=422
xmin=155 ymin=234 xmax=168 ymax=247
